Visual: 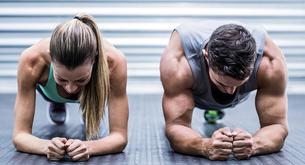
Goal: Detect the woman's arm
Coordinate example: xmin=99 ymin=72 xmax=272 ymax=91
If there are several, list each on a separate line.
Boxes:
xmin=83 ymin=50 xmax=129 ymax=155
xmin=13 ymin=49 xmax=49 ymax=155
xmin=13 ymin=48 xmax=67 ymax=161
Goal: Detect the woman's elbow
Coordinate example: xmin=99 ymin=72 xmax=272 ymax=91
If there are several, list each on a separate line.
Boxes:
xmin=116 ymin=136 xmax=128 ymax=152
xmin=12 ymin=133 xmax=22 ymax=151
xmin=106 ymin=131 xmax=128 ymax=153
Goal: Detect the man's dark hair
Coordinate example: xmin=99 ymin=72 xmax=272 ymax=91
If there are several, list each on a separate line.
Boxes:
xmin=206 ymin=24 xmax=257 ymax=80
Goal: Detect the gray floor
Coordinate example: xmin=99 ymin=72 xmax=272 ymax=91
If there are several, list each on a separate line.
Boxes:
xmin=1 ymin=92 xmax=305 ymax=165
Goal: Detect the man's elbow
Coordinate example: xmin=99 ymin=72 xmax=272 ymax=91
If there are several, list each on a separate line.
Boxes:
xmin=283 ymin=125 xmax=289 ymax=139
xmin=274 ymin=124 xmax=289 ymax=152
xmin=281 ymin=123 xmax=289 ymax=143
xmin=165 ymin=125 xmax=183 ymax=153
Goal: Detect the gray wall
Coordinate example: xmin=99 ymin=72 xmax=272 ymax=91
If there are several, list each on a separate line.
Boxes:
xmin=0 ymin=0 xmax=304 ymax=93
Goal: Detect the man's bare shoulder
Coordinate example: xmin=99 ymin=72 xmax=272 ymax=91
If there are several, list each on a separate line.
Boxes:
xmin=257 ymin=35 xmax=287 ymax=93
xmin=160 ymin=31 xmax=193 ymax=95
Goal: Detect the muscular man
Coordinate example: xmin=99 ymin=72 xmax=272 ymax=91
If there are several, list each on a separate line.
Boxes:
xmin=160 ymin=21 xmax=288 ymax=160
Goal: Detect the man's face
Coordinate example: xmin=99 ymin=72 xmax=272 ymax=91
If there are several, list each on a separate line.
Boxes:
xmin=203 ymin=48 xmax=249 ymax=95
xmin=53 ymin=59 xmax=93 ymax=95
xmin=209 ymin=68 xmax=249 ymax=95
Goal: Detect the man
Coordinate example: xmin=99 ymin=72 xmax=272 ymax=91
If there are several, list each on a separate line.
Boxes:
xmin=160 ymin=21 xmax=288 ymax=160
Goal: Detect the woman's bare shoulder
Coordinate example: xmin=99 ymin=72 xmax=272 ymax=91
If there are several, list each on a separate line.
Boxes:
xmin=103 ymin=40 xmax=127 ymax=82
xmin=18 ymin=38 xmax=51 ymax=86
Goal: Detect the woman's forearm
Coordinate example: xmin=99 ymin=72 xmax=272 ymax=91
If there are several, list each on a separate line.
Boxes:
xmin=84 ymin=132 xmax=127 ymax=156
xmin=13 ymin=132 xmax=49 ymax=155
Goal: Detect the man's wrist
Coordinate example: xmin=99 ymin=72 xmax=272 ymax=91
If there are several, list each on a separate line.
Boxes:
xmin=200 ymin=138 xmax=211 ymax=157
xmin=251 ymin=137 xmax=259 ymax=156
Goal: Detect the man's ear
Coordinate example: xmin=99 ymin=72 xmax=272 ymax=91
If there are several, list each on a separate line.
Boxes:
xmin=202 ymin=48 xmax=209 ymax=65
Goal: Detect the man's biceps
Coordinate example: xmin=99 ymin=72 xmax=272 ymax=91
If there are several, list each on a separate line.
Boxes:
xmin=166 ymin=121 xmax=190 ymax=133
xmin=258 ymin=110 xmax=287 ymax=127
xmin=164 ymin=109 xmax=187 ymax=125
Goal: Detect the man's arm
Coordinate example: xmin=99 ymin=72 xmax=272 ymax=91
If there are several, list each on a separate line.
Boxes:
xmin=252 ymin=35 xmax=288 ymax=156
xmin=163 ymin=89 xmax=205 ymax=155
xmin=160 ymin=32 xmax=233 ymax=160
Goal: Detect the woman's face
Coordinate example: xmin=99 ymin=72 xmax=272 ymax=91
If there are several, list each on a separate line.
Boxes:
xmin=53 ymin=59 xmax=93 ymax=95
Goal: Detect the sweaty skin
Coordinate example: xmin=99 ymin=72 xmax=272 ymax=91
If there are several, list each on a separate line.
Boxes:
xmin=13 ymin=38 xmax=129 ymax=161
xmin=160 ymin=31 xmax=288 ymax=160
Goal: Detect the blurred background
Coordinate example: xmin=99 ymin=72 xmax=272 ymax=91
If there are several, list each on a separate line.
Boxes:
xmin=0 ymin=0 xmax=304 ymax=94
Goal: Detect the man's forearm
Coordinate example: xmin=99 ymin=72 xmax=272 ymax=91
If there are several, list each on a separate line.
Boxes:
xmin=166 ymin=124 xmax=209 ymax=156
xmin=252 ymin=124 xmax=288 ymax=156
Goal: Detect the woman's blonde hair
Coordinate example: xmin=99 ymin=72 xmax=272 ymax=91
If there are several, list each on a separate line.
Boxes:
xmin=50 ymin=13 xmax=110 ymax=140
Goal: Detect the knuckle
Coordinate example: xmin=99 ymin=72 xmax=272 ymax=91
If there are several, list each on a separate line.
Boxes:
xmin=211 ymin=141 xmax=219 ymax=147
xmin=47 ymin=145 xmax=52 ymax=150
xmin=82 ymin=144 xmax=87 ymax=149
xmin=209 ymin=155 xmax=216 ymax=160
xmin=52 ymin=137 xmax=59 ymax=141
xmin=245 ymin=140 xmax=252 ymax=146
xmin=246 ymin=132 xmax=252 ymax=137
xmin=223 ymin=127 xmax=229 ymax=130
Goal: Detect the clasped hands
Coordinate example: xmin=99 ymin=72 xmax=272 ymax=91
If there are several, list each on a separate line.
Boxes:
xmin=205 ymin=127 xmax=254 ymax=160
xmin=46 ymin=137 xmax=90 ymax=161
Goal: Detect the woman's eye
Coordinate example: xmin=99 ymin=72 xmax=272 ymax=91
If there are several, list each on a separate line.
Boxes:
xmin=77 ymin=80 xmax=86 ymax=83
xmin=58 ymin=79 xmax=67 ymax=82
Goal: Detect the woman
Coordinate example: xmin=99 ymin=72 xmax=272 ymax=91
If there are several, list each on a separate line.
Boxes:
xmin=13 ymin=13 xmax=128 ymax=161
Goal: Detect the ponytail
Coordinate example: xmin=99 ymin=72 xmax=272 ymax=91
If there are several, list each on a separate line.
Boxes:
xmin=76 ymin=13 xmax=110 ymax=140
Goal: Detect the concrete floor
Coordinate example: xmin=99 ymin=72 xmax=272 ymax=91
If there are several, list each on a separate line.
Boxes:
xmin=0 ymin=93 xmax=305 ymax=165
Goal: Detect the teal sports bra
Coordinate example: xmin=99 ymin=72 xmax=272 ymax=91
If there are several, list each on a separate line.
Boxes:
xmin=38 ymin=63 xmax=80 ymax=103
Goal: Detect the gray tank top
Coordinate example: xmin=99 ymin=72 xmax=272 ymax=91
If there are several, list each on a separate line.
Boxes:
xmin=174 ymin=21 xmax=266 ymax=110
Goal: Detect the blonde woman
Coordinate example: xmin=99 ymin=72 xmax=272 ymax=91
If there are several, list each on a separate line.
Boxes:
xmin=13 ymin=13 xmax=128 ymax=161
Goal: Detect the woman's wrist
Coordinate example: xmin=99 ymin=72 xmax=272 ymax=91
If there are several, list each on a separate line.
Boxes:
xmin=84 ymin=140 xmax=94 ymax=156
xmin=41 ymin=139 xmax=51 ymax=155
